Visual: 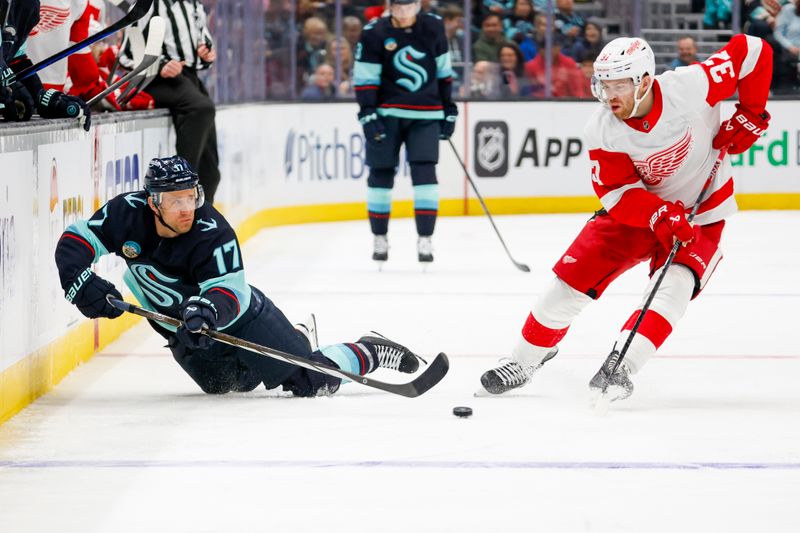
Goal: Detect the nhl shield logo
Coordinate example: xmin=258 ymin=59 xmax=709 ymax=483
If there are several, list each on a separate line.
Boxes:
xmin=122 ymin=241 xmax=141 ymax=258
xmin=474 ymin=121 xmax=508 ymax=177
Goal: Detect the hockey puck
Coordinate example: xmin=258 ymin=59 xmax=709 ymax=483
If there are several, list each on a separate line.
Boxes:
xmin=452 ymin=406 xmax=473 ymax=418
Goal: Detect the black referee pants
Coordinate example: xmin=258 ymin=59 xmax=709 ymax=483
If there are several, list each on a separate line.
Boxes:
xmin=147 ymin=68 xmax=221 ymax=203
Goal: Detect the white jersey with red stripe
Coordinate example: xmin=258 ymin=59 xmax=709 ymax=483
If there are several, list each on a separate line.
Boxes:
xmin=26 ymin=0 xmax=90 ymax=89
xmin=584 ymin=34 xmax=772 ymax=228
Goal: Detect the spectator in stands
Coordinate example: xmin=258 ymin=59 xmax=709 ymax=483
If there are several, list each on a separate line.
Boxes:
xmin=484 ymin=0 xmax=514 ymax=17
xmin=668 ymin=36 xmax=700 ymax=69
xmin=505 ymin=0 xmax=538 ymax=60
xmin=473 ymin=13 xmax=508 ymax=62
xmin=524 ymin=32 xmax=584 ymax=97
xmin=577 ymin=55 xmax=594 ymax=98
xmin=745 ymin=0 xmax=788 ymax=38
xmin=555 ymin=0 xmax=586 ymax=43
xmin=772 ymin=0 xmax=800 ymax=91
xmin=297 ymin=17 xmax=330 ymax=87
xmin=441 ymin=4 xmax=466 ymax=88
xmin=265 ymin=0 xmax=293 ymax=97
xmin=420 ymin=0 xmax=439 ymax=15
xmin=325 ymin=38 xmax=354 ymax=97
xmin=301 ymin=64 xmax=337 ymax=100
xmin=461 ymin=60 xmax=501 ymax=98
xmin=566 ymin=20 xmax=604 ymax=62
xmin=343 ymin=16 xmax=363 ymax=53
xmin=704 ymin=0 xmax=733 ymax=29
xmin=498 ymin=42 xmax=534 ymax=97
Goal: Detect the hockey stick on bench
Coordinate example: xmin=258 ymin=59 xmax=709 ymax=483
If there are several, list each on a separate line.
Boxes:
xmin=593 ymin=146 xmax=729 ymax=414
xmin=88 ymin=16 xmax=165 ymax=107
xmin=5 ymin=0 xmax=154 ymax=86
xmin=448 ymin=138 xmax=531 ymax=272
xmin=107 ymin=297 xmax=450 ymax=398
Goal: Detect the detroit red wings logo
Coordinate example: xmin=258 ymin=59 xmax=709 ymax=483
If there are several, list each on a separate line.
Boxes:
xmin=30 ymin=6 xmax=71 ymax=36
xmin=632 ymin=129 xmax=693 ymax=185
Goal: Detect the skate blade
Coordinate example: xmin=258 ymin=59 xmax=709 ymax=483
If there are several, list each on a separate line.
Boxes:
xmin=473 ymin=387 xmax=502 ymax=398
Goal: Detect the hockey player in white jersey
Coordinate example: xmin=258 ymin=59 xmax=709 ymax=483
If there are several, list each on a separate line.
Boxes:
xmin=479 ymin=34 xmax=772 ymax=402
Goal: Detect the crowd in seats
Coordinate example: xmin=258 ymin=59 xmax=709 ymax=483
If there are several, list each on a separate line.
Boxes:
xmin=260 ymin=0 xmax=798 ymax=101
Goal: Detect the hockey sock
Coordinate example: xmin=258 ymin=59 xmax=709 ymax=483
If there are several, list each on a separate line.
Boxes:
xmin=367 ymin=186 xmax=392 ymax=235
xmin=411 ymin=163 xmax=438 ymax=236
xmin=318 ymin=342 xmax=378 ymax=377
xmin=513 ymin=277 xmax=592 ymax=365
xmin=617 ymin=265 xmax=694 ymax=374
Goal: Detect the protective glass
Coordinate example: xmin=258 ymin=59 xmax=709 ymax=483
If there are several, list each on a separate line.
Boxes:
xmin=156 ymin=188 xmax=204 ymax=212
xmin=592 ymin=77 xmax=635 ymax=103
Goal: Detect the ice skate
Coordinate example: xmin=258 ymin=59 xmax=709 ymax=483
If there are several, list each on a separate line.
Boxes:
xmin=294 ymin=313 xmax=318 ymax=351
xmin=417 ymin=236 xmax=433 ymax=264
xmin=358 ymin=332 xmax=425 ymax=373
xmin=478 ymin=348 xmax=558 ymax=395
xmin=372 ymin=234 xmax=388 ymax=268
xmin=590 ymin=350 xmax=634 ymax=414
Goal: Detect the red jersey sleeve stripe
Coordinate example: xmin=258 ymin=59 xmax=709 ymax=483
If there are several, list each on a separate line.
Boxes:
xmin=61 ymin=232 xmax=95 ymax=256
xmin=207 ymin=287 xmax=240 ymax=314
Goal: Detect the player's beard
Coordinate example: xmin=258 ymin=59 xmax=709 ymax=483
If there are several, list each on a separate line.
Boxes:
xmin=609 ymin=96 xmax=633 ymax=120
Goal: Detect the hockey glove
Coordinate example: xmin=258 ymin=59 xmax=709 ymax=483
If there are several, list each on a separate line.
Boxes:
xmin=649 ymin=201 xmax=694 ymax=251
xmin=0 ymin=81 xmax=35 ymax=122
xmin=176 ymin=296 xmax=218 ymax=350
xmin=37 ymin=88 xmax=92 ymax=131
xmin=712 ymin=104 xmax=770 ymax=155
xmin=65 ymin=268 xmax=125 ymax=319
xmin=439 ymin=105 xmax=458 ymax=140
xmin=358 ymin=109 xmax=386 ymax=143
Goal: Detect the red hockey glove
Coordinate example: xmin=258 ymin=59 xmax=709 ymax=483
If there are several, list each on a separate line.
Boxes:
xmin=121 ymin=87 xmax=155 ymax=111
xmin=72 ymin=78 xmax=122 ymax=111
xmin=712 ymin=104 xmax=770 ymax=155
xmin=649 ymin=201 xmax=694 ymax=251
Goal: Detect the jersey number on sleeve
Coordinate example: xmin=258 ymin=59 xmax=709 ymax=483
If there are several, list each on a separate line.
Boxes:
xmin=212 ymin=239 xmax=241 ymax=275
xmin=703 ymin=51 xmax=735 ymax=83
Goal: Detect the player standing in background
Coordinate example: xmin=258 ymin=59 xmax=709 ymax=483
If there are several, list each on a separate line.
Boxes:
xmin=1 ymin=0 xmax=92 ymax=129
xmin=480 ymin=34 xmax=772 ymax=402
xmin=354 ymin=0 xmax=457 ymax=265
xmin=54 ymin=156 xmax=426 ymax=397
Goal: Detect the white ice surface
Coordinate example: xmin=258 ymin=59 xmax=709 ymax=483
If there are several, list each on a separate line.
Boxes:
xmin=1 ymin=212 xmax=799 ymax=532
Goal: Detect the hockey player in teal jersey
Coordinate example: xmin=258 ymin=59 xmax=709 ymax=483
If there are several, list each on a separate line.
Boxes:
xmin=54 ymin=156 xmax=424 ymax=397
xmin=354 ymin=0 xmax=457 ymax=265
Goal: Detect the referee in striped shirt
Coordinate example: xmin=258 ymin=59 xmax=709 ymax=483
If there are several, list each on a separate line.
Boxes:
xmin=131 ymin=0 xmax=221 ymax=203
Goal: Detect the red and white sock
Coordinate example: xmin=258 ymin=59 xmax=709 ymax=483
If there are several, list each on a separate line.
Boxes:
xmin=617 ymin=265 xmax=695 ymax=374
xmin=512 ymin=278 xmax=591 ymax=365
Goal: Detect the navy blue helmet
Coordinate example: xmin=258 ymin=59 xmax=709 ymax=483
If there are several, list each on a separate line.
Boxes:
xmin=144 ymin=156 xmax=204 ymax=209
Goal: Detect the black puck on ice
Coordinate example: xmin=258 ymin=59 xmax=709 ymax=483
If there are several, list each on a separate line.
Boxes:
xmin=452 ymin=406 xmax=473 ymax=418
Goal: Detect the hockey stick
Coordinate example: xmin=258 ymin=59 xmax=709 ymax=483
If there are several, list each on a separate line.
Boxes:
xmin=6 ymin=0 xmax=153 ymax=85
xmin=594 ymin=147 xmax=729 ymax=411
xmin=107 ymin=297 xmax=450 ymax=398
xmin=87 ymin=17 xmax=164 ymax=107
xmin=448 ymin=138 xmax=531 ymax=272
xmin=117 ymin=58 xmax=158 ymax=105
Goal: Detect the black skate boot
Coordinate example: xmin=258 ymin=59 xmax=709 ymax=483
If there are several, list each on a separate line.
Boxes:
xmin=480 ymin=348 xmax=558 ymax=395
xmin=589 ymin=349 xmax=634 ymax=403
xmin=358 ymin=332 xmax=424 ymax=373
xmin=373 ymin=234 xmax=389 ymax=262
xmin=417 ymin=236 xmax=433 ymax=263
xmin=294 ymin=314 xmax=318 ymax=351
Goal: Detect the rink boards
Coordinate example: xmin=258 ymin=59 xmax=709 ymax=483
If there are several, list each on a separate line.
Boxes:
xmin=2 ymin=99 xmax=799 ymax=424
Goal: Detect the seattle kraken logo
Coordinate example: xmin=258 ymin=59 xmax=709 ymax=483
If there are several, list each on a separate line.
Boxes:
xmin=130 ymin=264 xmax=184 ymax=307
xmin=393 ymin=46 xmax=427 ymax=92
